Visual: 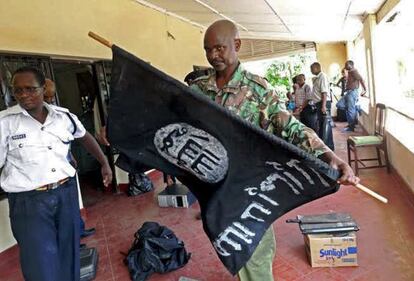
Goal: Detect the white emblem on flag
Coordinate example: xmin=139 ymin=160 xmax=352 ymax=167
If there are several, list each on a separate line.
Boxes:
xmin=154 ymin=123 xmax=229 ymax=183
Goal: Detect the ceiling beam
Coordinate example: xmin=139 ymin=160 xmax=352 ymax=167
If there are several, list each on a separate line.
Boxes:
xmin=342 ymin=0 xmax=354 ymax=29
xmin=263 ymin=0 xmax=292 ymax=34
xmin=192 ymin=0 xmax=249 ymax=31
xmin=134 ymin=0 xmax=206 ymax=29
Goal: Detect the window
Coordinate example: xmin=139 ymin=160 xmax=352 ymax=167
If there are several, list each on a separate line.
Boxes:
xmin=374 ymin=0 xmax=414 ymax=152
xmin=375 ymin=0 xmax=414 ymax=118
xmin=243 ymin=51 xmax=317 ymax=95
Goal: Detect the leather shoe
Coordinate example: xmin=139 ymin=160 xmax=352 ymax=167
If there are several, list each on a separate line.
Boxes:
xmin=342 ymin=127 xmax=354 ymax=132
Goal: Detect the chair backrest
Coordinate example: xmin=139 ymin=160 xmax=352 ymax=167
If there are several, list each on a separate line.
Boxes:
xmin=374 ymin=103 xmax=387 ymax=137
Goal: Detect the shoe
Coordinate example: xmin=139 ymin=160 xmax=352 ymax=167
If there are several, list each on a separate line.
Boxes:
xmin=81 ymin=227 xmax=96 ymax=238
xmin=342 ymin=127 xmax=354 ymax=132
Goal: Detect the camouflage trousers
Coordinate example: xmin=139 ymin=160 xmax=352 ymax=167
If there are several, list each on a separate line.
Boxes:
xmin=238 ymin=226 xmax=276 ymax=281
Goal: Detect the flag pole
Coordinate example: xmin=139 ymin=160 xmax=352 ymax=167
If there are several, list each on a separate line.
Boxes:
xmin=354 ymin=183 xmax=388 ymax=204
xmin=88 ymin=31 xmax=113 ymax=48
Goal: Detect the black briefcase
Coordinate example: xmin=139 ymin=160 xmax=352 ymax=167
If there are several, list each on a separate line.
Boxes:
xmin=80 ymin=247 xmax=99 ymax=281
xmin=286 ymin=213 xmax=359 ymax=234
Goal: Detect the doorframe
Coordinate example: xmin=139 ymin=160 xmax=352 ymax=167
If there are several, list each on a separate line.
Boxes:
xmin=50 ymin=57 xmax=119 ymax=193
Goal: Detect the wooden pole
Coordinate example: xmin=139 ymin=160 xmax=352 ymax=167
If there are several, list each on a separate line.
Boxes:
xmin=354 ymin=183 xmax=388 ymax=204
xmin=88 ymin=31 xmax=113 ymax=48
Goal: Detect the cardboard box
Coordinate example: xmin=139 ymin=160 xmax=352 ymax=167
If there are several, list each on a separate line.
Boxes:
xmin=304 ymin=232 xmax=358 ymax=267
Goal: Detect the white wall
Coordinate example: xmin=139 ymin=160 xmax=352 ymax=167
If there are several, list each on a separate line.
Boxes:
xmin=0 ymin=199 xmax=16 ymax=252
xmin=356 ymin=2 xmax=414 ymax=193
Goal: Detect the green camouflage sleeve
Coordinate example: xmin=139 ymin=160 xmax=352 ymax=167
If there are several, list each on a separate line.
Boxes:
xmin=189 ymin=83 xmax=203 ymax=94
xmin=264 ymin=89 xmax=331 ymax=157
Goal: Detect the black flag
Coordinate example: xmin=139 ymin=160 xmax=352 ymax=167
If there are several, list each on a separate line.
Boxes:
xmin=108 ymin=45 xmax=340 ymax=274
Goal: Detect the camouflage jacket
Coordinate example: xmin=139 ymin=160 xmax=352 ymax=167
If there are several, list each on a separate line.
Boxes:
xmin=189 ymin=63 xmax=330 ymax=157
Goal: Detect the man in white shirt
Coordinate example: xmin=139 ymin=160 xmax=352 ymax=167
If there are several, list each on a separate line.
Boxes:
xmin=0 ymin=66 xmax=112 ymax=281
xmin=310 ymin=62 xmax=334 ymax=150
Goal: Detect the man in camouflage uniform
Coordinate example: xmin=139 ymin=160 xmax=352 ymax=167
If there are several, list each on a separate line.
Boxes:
xmin=188 ymin=20 xmax=359 ymax=281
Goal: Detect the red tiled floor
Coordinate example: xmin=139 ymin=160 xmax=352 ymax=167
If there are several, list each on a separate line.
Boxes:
xmin=1 ymin=122 xmax=414 ymax=281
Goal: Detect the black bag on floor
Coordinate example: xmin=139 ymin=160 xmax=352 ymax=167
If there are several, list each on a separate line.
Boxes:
xmin=319 ymin=114 xmax=335 ymax=151
xmin=124 ymin=222 xmax=191 ymax=281
xmin=127 ymin=173 xmax=154 ymax=196
xmin=300 ymin=104 xmax=318 ymax=131
xmin=336 ymin=108 xmax=347 ymax=122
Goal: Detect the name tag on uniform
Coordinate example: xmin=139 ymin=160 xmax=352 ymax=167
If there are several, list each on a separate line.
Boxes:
xmin=11 ymin=134 xmax=26 ymax=140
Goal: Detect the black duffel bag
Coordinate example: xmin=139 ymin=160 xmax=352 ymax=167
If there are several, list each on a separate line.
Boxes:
xmin=124 ymin=222 xmax=191 ymax=281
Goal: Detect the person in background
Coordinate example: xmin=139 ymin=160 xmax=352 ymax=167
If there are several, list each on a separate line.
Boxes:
xmin=293 ymin=74 xmax=312 ymax=115
xmin=184 ymin=66 xmax=214 ymax=85
xmin=188 ymin=20 xmax=358 ymax=281
xmin=0 ymin=67 xmax=112 ymax=281
xmin=44 ymin=78 xmax=57 ymax=104
xmin=0 ymin=73 xmax=15 ymax=107
xmin=310 ymin=62 xmax=334 ymax=151
xmin=336 ymin=68 xmax=348 ymax=97
xmin=287 ymin=76 xmax=298 ymax=111
xmin=343 ymin=60 xmax=367 ymax=132
xmin=334 ymin=69 xmax=348 ymax=121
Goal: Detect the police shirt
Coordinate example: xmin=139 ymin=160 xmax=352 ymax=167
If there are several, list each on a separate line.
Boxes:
xmin=0 ymin=103 xmax=86 ymax=192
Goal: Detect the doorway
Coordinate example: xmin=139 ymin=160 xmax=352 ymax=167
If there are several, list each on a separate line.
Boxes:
xmin=52 ymin=62 xmax=100 ymax=176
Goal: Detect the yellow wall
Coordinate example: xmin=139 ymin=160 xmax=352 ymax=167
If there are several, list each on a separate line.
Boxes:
xmin=316 ymin=43 xmax=347 ymax=80
xmin=0 ymin=0 xmax=207 ymax=80
xmin=315 ymin=43 xmax=347 ymax=116
xmin=0 ymin=0 xmax=207 ymax=252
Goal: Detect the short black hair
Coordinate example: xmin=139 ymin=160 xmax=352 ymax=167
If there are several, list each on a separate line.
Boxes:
xmin=12 ymin=66 xmax=46 ymax=86
xmin=346 ymin=60 xmax=354 ymax=67
xmin=311 ymin=62 xmax=321 ymax=68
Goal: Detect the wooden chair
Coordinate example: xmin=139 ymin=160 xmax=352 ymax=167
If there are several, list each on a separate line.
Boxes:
xmin=347 ymin=103 xmax=391 ymax=176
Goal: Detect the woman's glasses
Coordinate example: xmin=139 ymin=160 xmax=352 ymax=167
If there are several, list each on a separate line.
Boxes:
xmin=12 ymin=86 xmax=43 ymax=96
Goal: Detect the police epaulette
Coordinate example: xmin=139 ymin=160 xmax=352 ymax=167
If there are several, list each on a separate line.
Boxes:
xmin=0 ymin=105 xmax=21 ymax=119
xmin=51 ymin=105 xmax=70 ymax=113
